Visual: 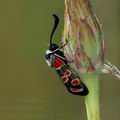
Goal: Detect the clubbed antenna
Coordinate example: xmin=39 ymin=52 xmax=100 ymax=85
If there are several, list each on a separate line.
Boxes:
xmin=50 ymin=14 xmax=59 ymax=45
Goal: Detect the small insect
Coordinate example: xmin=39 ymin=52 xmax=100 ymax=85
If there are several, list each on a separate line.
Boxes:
xmin=45 ymin=14 xmax=89 ymax=96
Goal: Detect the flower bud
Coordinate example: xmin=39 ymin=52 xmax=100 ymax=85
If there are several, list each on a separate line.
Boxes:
xmin=63 ymin=0 xmax=104 ymax=74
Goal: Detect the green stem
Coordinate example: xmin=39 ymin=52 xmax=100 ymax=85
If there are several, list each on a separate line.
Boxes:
xmin=82 ymin=73 xmax=100 ymax=120
xmin=63 ymin=0 xmax=103 ymax=120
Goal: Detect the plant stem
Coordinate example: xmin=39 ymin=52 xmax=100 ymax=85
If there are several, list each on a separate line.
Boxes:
xmin=82 ymin=73 xmax=100 ymax=120
xmin=63 ymin=0 xmax=104 ymax=120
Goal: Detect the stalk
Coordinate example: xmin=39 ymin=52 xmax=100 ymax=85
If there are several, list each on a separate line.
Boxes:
xmin=63 ymin=0 xmax=104 ymax=120
xmin=82 ymin=73 xmax=100 ymax=120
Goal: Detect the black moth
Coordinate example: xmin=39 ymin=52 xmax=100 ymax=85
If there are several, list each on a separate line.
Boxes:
xmin=45 ymin=14 xmax=89 ymax=96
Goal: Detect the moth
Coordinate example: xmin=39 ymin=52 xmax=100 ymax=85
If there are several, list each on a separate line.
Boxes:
xmin=45 ymin=14 xmax=88 ymax=96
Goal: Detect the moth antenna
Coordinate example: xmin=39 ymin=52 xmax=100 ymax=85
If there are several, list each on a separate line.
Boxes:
xmin=50 ymin=14 xmax=59 ymax=45
xmin=52 ymin=39 xmax=68 ymax=53
xmin=58 ymin=39 xmax=68 ymax=50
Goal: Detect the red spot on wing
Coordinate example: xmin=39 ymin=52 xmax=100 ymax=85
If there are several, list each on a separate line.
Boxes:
xmin=70 ymin=88 xmax=81 ymax=92
xmin=61 ymin=69 xmax=72 ymax=83
xmin=61 ymin=76 xmax=68 ymax=83
xmin=53 ymin=57 xmax=64 ymax=69
xmin=66 ymin=69 xmax=71 ymax=76
xmin=71 ymin=79 xmax=80 ymax=86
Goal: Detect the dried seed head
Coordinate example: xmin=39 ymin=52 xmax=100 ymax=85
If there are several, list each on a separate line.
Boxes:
xmin=63 ymin=0 xmax=105 ymax=74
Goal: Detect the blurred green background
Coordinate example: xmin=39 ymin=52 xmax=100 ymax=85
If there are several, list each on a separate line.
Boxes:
xmin=0 ymin=0 xmax=120 ymax=120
